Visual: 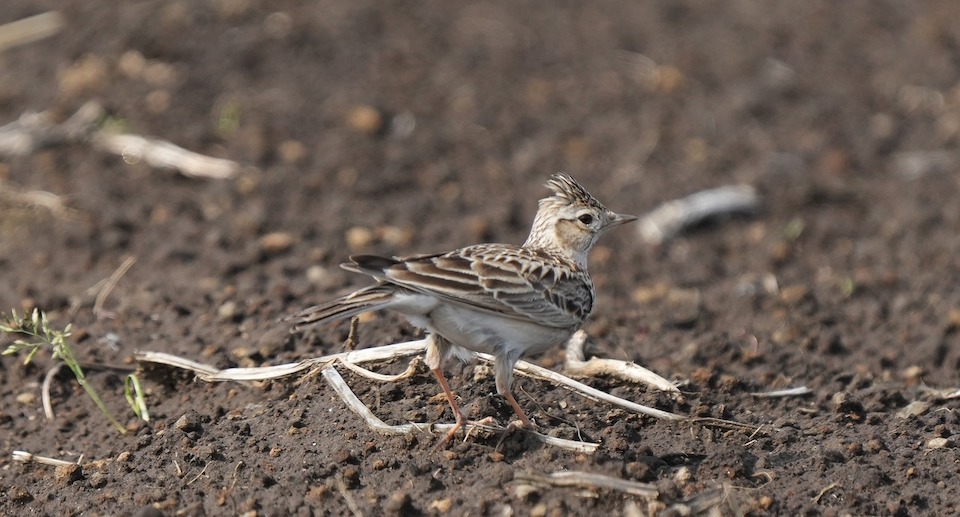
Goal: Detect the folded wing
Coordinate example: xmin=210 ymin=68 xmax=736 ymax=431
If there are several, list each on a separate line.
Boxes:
xmin=345 ymin=244 xmax=592 ymax=329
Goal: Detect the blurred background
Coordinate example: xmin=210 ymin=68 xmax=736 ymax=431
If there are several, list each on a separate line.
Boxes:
xmin=1 ymin=1 xmax=959 ymax=514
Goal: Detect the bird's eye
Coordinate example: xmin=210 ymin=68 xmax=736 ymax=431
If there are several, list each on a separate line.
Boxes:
xmin=577 ymin=213 xmax=594 ymax=225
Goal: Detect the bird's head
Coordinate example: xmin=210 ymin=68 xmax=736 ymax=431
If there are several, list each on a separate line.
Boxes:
xmin=524 ymin=173 xmax=637 ymax=265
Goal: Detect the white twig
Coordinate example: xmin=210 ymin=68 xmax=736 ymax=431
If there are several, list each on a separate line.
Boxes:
xmin=12 ymin=450 xmax=77 ymax=467
xmin=322 ymin=366 xmax=598 ymax=453
xmin=136 ymin=336 xmax=685 ymax=422
xmin=136 ymin=332 xmax=693 ymax=451
xmin=41 ymin=363 xmax=63 ymax=420
xmin=336 ymin=355 xmax=422 ymax=382
xmin=920 ymin=386 xmax=960 ymax=400
xmin=514 ymin=471 xmax=658 ymax=498
xmin=494 ymin=352 xmax=686 ymax=422
xmin=0 ymin=101 xmax=102 ymax=156
xmin=93 ymin=256 xmax=136 ymax=318
xmin=750 ymin=386 xmax=813 ymax=398
xmin=564 ymin=330 xmax=679 ymax=394
xmin=136 ymin=339 xmax=430 ymax=381
xmin=638 ymin=185 xmax=759 ymax=244
xmin=0 ymin=11 xmax=65 ymax=53
xmin=0 ymin=101 xmax=240 ymax=179
xmin=136 ymin=351 xmax=222 ymax=376
xmin=0 ymin=183 xmax=78 ymax=219
xmin=93 ymin=133 xmax=238 ymax=179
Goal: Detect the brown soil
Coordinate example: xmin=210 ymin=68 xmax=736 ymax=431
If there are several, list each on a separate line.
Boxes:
xmin=2 ymin=1 xmax=960 ymax=515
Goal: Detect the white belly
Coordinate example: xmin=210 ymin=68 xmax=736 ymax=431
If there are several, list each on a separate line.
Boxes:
xmin=423 ymin=304 xmax=571 ymax=359
xmin=387 ymin=292 xmax=574 ymax=360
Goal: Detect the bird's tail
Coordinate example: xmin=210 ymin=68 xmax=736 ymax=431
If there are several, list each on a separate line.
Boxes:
xmin=284 ymin=284 xmax=395 ymax=331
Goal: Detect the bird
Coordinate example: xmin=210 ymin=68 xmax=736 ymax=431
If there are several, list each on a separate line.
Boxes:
xmin=286 ymin=173 xmax=637 ymax=443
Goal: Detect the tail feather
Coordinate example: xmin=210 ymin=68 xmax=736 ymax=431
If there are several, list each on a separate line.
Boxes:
xmin=285 ymin=284 xmax=395 ymax=331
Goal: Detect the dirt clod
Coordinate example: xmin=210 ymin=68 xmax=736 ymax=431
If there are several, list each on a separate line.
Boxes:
xmin=54 ymin=464 xmax=83 ymax=487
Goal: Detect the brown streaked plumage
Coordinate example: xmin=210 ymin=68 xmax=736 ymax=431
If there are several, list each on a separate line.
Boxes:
xmin=287 ymin=173 xmax=636 ymax=444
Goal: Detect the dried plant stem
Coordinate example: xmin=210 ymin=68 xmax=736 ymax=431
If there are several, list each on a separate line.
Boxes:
xmin=750 ymin=386 xmax=813 ymax=398
xmin=0 ymin=101 xmax=239 ymax=179
xmin=135 ymin=332 xmax=696 ymax=451
xmin=0 ymin=11 xmax=64 ymax=52
xmin=564 ymin=330 xmax=679 ymax=394
xmin=12 ymin=450 xmax=78 ymax=467
xmin=637 ymin=185 xmax=759 ymax=244
xmin=41 ymin=363 xmax=63 ymax=420
xmin=515 ymin=470 xmax=658 ymax=497
xmin=322 ymin=366 xmax=598 ymax=453
xmin=93 ymin=256 xmax=136 ymax=318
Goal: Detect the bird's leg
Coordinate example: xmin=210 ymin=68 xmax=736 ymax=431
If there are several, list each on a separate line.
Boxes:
xmin=495 ymin=353 xmax=533 ymax=429
xmin=499 ymin=388 xmax=533 ymax=429
xmin=430 ymin=366 xmax=468 ymax=446
xmin=425 ymin=334 xmax=468 ymax=446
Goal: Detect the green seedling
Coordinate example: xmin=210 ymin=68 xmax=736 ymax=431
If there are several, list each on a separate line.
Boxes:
xmin=1 ymin=308 xmax=128 ymax=434
xmin=124 ymin=373 xmax=149 ymax=422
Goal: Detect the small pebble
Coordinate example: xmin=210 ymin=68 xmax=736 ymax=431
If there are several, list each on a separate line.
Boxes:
xmin=926 ymin=437 xmax=954 ymax=449
xmin=277 ymin=139 xmax=306 ymax=164
xmin=901 ymin=365 xmax=924 ymax=383
xmin=948 ymin=308 xmax=960 ymax=328
xmin=145 ymin=89 xmax=171 ymax=113
xmin=217 ymin=301 xmax=238 ymax=321
xmin=384 ymin=491 xmax=412 ymax=515
xmin=656 ymin=65 xmax=685 ymax=93
xmin=864 ymin=439 xmax=884 ymax=454
xmin=118 ymin=50 xmax=146 ymax=79
xmin=779 ymin=284 xmax=809 ymax=305
xmin=530 ymin=502 xmax=548 ymax=517
xmin=428 ymin=498 xmax=452 ymax=513
xmin=175 ymin=410 xmax=202 ymax=433
xmin=304 ymin=485 xmax=328 ymax=505
xmin=513 ymin=483 xmax=538 ymax=501
xmin=8 ymin=485 xmax=33 ymax=502
xmin=832 ymin=391 xmax=865 ymax=417
xmin=306 ymin=265 xmax=334 ymax=287
xmin=88 ymin=470 xmax=108 ymax=488
xmin=346 ymin=105 xmax=383 ymax=135
xmin=58 ymin=54 xmax=107 ymax=98
xmin=758 ymin=495 xmax=775 ymax=510
xmin=896 ymin=400 xmax=930 ymax=419
xmin=346 ymin=227 xmax=375 ymax=250
xmin=259 ymin=232 xmax=295 ymax=254
xmin=377 ymin=225 xmax=413 ymax=247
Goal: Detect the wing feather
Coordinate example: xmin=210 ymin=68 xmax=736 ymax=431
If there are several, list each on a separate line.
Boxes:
xmin=349 ymin=245 xmax=593 ymax=328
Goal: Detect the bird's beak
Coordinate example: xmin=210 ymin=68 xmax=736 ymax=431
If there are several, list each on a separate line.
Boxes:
xmin=604 ymin=211 xmax=638 ymax=229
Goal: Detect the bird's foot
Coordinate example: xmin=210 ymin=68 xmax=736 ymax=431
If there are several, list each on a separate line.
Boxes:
xmin=434 ymin=416 xmax=496 ymax=449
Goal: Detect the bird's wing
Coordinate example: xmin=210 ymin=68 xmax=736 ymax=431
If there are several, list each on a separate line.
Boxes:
xmin=346 ymin=245 xmax=592 ymax=328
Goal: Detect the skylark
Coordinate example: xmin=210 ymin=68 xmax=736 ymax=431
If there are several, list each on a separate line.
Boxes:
xmin=288 ymin=173 xmax=636 ymax=442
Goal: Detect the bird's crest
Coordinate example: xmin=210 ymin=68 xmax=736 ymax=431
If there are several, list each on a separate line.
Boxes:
xmin=544 ymin=173 xmax=605 ymax=210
